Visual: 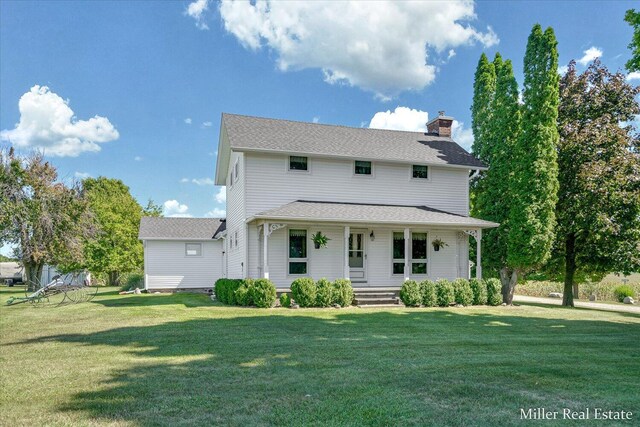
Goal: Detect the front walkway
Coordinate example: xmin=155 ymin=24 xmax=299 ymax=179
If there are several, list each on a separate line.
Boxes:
xmin=514 ymin=295 xmax=640 ymax=314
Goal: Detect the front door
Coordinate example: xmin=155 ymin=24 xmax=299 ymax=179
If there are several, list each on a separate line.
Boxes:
xmin=349 ymin=231 xmax=366 ymax=282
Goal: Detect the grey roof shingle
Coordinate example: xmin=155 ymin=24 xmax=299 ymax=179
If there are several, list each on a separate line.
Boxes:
xmin=253 ymin=200 xmax=498 ymax=228
xmin=222 ymin=113 xmax=485 ymax=169
xmin=139 ymin=217 xmax=226 ymax=240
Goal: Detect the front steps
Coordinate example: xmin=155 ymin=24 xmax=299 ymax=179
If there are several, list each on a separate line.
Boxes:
xmin=353 ymin=289 xmax=401 ymax=307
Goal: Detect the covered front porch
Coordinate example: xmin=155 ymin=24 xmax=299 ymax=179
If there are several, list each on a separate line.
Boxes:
xmin=246 ymin=201 xmax=498 ymax=289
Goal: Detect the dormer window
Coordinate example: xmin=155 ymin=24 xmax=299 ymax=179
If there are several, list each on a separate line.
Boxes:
xmin=354 ymin=160 xmax=372 ymax=175
xmin=289 ymin=156 xmax=308 ymax=171
xmin=412 ymin=165 xmax=429 ymax=179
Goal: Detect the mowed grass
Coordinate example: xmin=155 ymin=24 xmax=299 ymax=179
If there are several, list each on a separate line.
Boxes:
xmin=1 ymin=287 xmax=639 ymax=426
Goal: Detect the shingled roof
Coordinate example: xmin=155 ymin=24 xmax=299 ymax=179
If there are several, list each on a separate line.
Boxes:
xmin=253 ymin=200 xmax=498 ymax=228
xmin=138 ymin=217 xmax=226 ymax=240
xmin=220 ymin=113 xmax=485 ymax=169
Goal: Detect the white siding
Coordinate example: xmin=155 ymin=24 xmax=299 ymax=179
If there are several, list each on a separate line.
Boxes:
xmin=226 ymin=151 xmax=247 ymax=278
xmin=244 ymin=152 xmax=470 ymax=217
xmin=145 ymin=240 xmax=224 ymax=289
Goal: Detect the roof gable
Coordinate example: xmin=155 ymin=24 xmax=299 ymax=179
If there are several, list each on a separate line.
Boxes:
xmin=139 ymin=217 xmax=226 ymax=240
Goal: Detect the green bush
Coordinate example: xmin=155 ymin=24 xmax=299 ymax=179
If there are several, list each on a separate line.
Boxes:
xmin=435 ymin=279 xmax=455 ymax=307
xmin=420 ymin=280 xmax=437 ymax=307
xmin=234 ymin=284 xmax=253 ymax=306
xmin=485 ymin=278 xmax=502 ymax=306
xmin=614 ymin=285 xmax=635 ymax=302
xmin=453 ymin=279 xmax=473 ymax=306
xmin=290 ymin=277 xmax=316 ymax=307
xmin=315 ymin=278 xmax=333 ymax=307
xmin=280 ymin=293 xmax=291 ymax=308
xmin=250 ymin=278 xmax=277 ymax=308
xmin=469 ymin=278 xmax=488 ymax=305
xmin=332 ymin=279 xmax=353 ymax=307
xmin=214 ymin=279 xmax=244 ymax=305
xmin=120 ymin=272 xmax=144 ymax=291
xmin=400 ymin=280 xmax=422 ymax=307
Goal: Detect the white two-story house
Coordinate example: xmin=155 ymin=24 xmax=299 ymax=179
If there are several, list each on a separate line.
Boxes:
xmin=139 ymin=112 xmax=497 ymax=291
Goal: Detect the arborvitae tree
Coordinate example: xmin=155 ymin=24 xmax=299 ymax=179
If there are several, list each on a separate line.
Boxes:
xmin=625 ymin=9 xmax=640 ymax=72
xmin=553 ymin=60 xmax=640 ymax=307
xmin=504 ymin=25 xmax=560 ymax=303
xmin=471 ymin=53 xmax=521 ymax=279
xmin=471 ymin=53 xmax=496 ymax=163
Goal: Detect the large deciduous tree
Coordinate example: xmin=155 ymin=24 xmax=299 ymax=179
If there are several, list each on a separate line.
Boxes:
xmin=625 ymin=9 xmax=640 ymax=72
xmin=503 ymin=25 xmax=560 ymax=303
xmin=471 ymin=54 xmax=521 ymax=279
xmin=82 ymin=177 xmax=146 ymax=286
xmin=553 ymin=60 xmax=640 ymax=307
xmin=0 ymin=149 xmax=94 ymax=285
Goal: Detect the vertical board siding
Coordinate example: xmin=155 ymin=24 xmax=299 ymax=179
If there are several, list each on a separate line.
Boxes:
xmin=244 ymin=153 xmax=471 ymax=217
xmin=145 ymin=240 xmax=223 ymax=289
xmin=226 ymin=151 xmax=246 ymax=278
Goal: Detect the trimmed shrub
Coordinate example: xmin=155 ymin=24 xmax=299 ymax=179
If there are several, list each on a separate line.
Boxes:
xmin=250 ymin=278 xmax=277 ymax=308
xmin=332 ymin=279 xmax=354 ymax=307
xmin=453 ymin=278 xmax=473 ymax=306
xmin=420 ymin=280 xmax=437 ymax=307
xmin=614 ymin=285 xmax=635 ymax=302
xmin=234 ymin=284 xmax=253 ymax=306
xmin=280 ymin=293 xmax=291 ymax=308
xmin=469 ymin=278 xmax=488 ymax=305
xmin=290 ymin=278 xmax=316 ymax=307
xmin=435 ymin=279 xmax=455 ymax=307
xmin=485 ymin=278 xmax=502 ymax=306
xmin=316 ymin=278 xmax=333 ymax=307
xmin=214 ymin=278 xmax=244 ymax=305
xmin=400 ymin=280 xmax=422 ymax=307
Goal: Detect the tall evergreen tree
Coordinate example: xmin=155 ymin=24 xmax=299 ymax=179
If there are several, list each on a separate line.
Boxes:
xmin=471 ymin=54 xmax=520 ymax=279
xmin=553 ymin=60 xmax=640 ymax=307
xmin=471 ymin=53 xmax=496 ymax=163
xmin=504 ymin=25 xmax=560 ymax=303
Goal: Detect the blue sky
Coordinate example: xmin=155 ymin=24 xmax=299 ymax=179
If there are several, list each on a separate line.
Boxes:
xmin=1 ymin=0 xmax=638 ymax=239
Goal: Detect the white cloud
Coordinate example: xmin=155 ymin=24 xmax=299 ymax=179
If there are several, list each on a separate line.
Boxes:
xmin=0 ymin=85 xmax=119 ymax=157
xmin=134 ymin=156 xmax=142 ymax=161
xmin=447 ymin=49 xmax=456 ymax=60
xmin=185 ymin=0 xmax=210 ymax=30
xmin=74 ymin=171 xmax=91 ymax=179
xmin=181 ymin=177 xmax=215 ymax=186
xmin=215 ymin=186 xmax=226 ymax=203
xmin=205 ymin=208 xmax=226 ymax=218
xmin=163 ymin=199 xmax=192 ymax=218
xmin=202 ymin=121 xmax=212 ymax=127
xmin=219 ymin=1 xmax=498 ymax=98
xmin=369 ymin=107 xmax=428 ymax=132
xmin=451 ymin=120 xmax=473 ymax=152
xmin=577 ymin=47 xmax=603 ymax=66
xmin=184 ymin=118 xmax=192 ymax=124
xmin=312 ymin=117 xmax=319 ymax=123
xmin=558 ymin=65 xmax=569 ymax=76
xmin=180 ymin=178 xmax=189 ymax=183
xmin=626 ymin=71 xmax=640 ymax=81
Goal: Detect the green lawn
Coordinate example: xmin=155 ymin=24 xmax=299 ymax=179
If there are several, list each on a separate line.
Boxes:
xmin=1 ymin=287 xmax=638 ymax=426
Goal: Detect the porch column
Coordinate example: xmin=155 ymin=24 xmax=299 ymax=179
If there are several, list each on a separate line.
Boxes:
xmin=404 ymin=228 xmax=410 ymax=281
xmin=476 ymin=228 xmax=482 ymax=280
xmin=344 ymin=226 xmax=350 ymax=280
xmin=263 ymin=222 xmax=269 ymax=279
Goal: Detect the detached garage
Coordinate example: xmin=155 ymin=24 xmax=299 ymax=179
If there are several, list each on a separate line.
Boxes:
xmin=139 ymin=217 xmax=226 ymax=291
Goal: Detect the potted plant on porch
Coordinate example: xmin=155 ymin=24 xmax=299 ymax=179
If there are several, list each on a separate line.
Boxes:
xmin=311 ymin=231 xmax=330 ymax=249
xmin=432 ymin=238 xmax=448 ymax=252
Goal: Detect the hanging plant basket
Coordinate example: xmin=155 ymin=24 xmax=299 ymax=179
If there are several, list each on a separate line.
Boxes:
xmin=312 ymin=231 xmax=330 ymax=249
xmin=432 ymin=238 xmax=448 ymax=252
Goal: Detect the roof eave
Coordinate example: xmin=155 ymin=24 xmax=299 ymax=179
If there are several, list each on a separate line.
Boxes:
xmin=249 ymin=215 xmax=499 ymax=229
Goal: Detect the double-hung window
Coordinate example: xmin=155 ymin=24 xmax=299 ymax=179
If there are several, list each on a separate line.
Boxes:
xmin=185 ymin=243 xmax=202 ymax=257
xmin=411 ymin=232 xmax=428 ymax=274
xmin=288 ymin=229 xmax=307 ymax=275
xmin=289 ymin=156 xmax=308 ymax=171
xmin=354 ymin=160 xmax=372 ymax=175
xmin=392 ymin=232 xmax=405 ymax=275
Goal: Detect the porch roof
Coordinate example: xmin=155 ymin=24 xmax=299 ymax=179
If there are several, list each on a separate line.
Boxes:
xmin=251 ymin=200 xmax=499 ymax=228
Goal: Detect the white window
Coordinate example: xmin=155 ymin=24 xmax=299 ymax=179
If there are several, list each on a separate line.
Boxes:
xmin=354 ymin=160 xmax=372 ymax=175
xmin=411 ymin=232 xmax=428 ymax=274
xmin=289 ymin=156 xmax=308 ymax=171
xmin=185 ymin=243 xmax=202 ymax=257
xmin=229 ymin=170 xmax=233 ymax=188
xmin=234 ymin=231 xmax=238 ymax=249
xmin=392 ymin=232 xmax=405 ymax=275
xmin=288 ymin=229 xmax=307 ymax=275
xmin=412 ymin=165 xmax=429 ymax=179
xmin=234 ymin=160 xmax=239 ymax=183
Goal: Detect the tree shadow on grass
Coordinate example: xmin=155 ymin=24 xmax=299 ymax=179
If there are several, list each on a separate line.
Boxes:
xmin=91 ymin=291 xmax=215 ymax=308
xmin=10 ymin=309 xmax=640 ymax=426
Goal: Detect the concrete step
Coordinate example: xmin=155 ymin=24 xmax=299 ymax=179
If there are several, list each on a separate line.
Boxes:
xmin=354 ymin=297 xmax=400 ymax=306
xmin=358 ymin=303 xmax=405 ymax=308
xmin=353 ymin=292 xmax=397 ymax=298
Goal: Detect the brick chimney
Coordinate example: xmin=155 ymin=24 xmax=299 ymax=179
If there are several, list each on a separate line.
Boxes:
xmin=426 ymin=111 xmax=453 ymax=137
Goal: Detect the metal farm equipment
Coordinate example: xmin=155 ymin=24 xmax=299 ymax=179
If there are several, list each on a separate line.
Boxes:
xmin=6 ymin=272 xmax=97 ymax=306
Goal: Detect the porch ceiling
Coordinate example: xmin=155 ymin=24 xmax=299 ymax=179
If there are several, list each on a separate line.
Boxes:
xmin=251 ymin=200 xmax=498 ymax=228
